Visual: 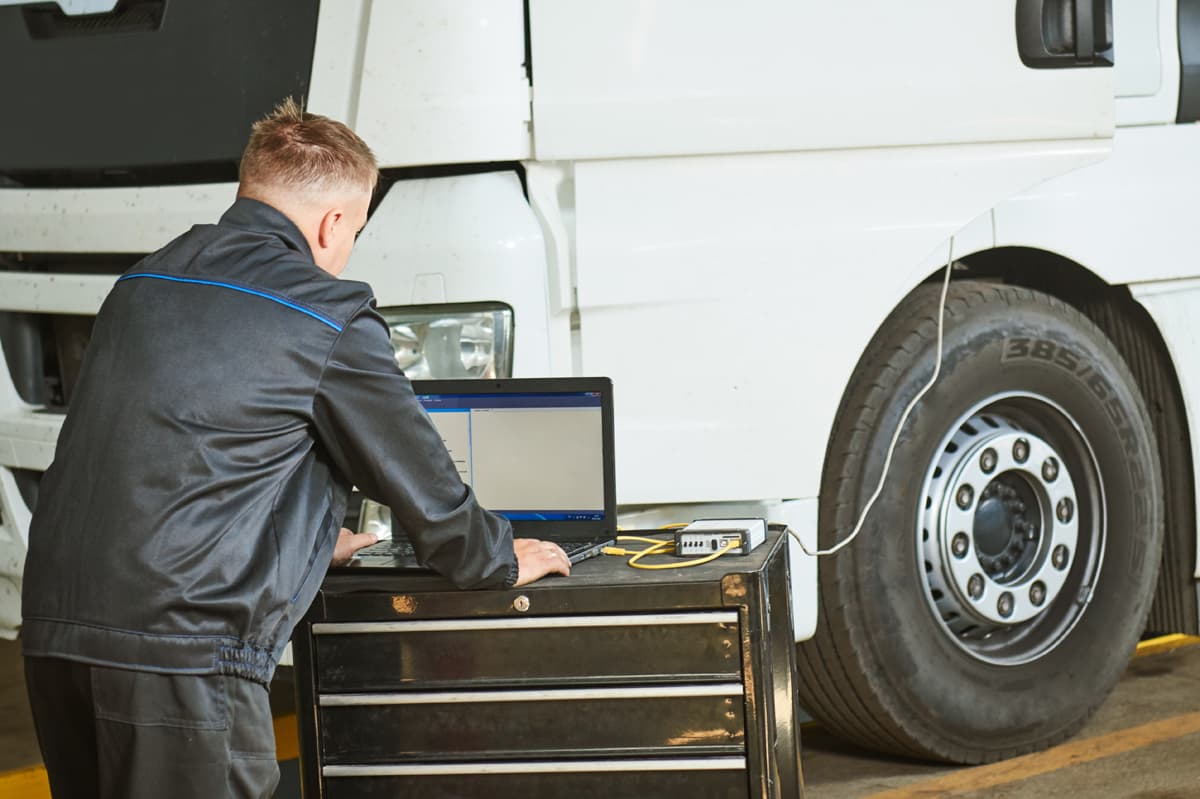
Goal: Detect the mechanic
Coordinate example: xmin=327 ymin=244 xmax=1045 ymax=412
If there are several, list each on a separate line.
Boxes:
xmin=20 ymin=98 xmax=571 ymax=798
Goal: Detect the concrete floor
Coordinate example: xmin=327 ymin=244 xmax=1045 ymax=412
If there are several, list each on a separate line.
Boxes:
xmin=2 ymin=637 xmax=1198 ymax=797
xmin=802 ymin=640 xmax=1200 ymax=798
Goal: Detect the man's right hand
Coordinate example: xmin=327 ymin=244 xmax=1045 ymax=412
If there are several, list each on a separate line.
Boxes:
xmin=512 ymin=538 xmax=571 ymax=586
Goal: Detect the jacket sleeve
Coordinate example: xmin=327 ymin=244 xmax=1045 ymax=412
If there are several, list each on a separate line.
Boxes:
xmin=311 ymin=305 xmax=518 ymax=589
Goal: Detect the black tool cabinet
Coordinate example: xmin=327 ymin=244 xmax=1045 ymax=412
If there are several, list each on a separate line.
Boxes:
xmin=293 ymin=529 xmax=803 ymax=798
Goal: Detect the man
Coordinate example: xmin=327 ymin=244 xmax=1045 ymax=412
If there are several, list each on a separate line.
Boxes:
xmin=21 ymin=98 xmax=570 ymax=798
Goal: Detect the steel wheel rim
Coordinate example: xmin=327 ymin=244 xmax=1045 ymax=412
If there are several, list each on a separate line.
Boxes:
xmin=917 ymin=392 xmax=1106 ymax=665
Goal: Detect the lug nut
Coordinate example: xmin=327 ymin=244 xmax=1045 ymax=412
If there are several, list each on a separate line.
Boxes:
xmin=1030 ymin=581 xmax=1047 ymax=606
xmin=1056 ymin=497 xmax=1075 ymax=524
xmin=998 ymin=592 xmax=1015 ymax=618
xmin=951 ymin=532 xmax=969 ymax=558
xmin=980 ymin=448 xmax=998 ymax=474
xmin=967 ymin=573 xmax=985 ymax=599
xmin=956 ymin=484 xmax=974 ymax=510
xmin=1052 ymin=545 xmax=1070 ymax=570
xmin=1013 ymin=438 xmax=1030 ymax=463
xmin=1042 ymin=457 xmax=1059 ymax=482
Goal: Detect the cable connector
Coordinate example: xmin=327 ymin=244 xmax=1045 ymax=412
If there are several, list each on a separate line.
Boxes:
xmin=673 ymin=518 xmax=766 ymax=557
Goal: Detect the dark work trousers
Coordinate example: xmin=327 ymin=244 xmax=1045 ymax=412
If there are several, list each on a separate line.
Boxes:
xmin=24 ymin=656 xmax=279 ymax=799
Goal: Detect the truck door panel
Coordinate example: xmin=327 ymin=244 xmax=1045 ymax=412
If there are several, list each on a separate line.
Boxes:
xmin=529 ymin=0 xmax=1114 ymax=161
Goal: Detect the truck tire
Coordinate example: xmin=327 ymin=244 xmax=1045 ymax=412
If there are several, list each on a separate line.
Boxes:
xmin=796 ymin=281 xmax=1164 ymax=763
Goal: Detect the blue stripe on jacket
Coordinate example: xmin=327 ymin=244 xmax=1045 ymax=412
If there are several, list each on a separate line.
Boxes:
xmin=116 ymin=273 xmax=344 ymax=333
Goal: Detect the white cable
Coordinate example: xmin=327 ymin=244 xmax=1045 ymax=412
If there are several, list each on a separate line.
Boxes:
xmin=794 ymin=238 xmax=955 ymax=557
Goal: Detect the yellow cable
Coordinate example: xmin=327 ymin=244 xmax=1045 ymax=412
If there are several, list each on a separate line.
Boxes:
xmin=616 ymin=534 xmax=675 ymax=547
xmin=624 ymin=539 xmax=674 ymax=566
xmin=604 ymin=528 xmax=740 ymax=569
xmin=628 ymin=539 xmax=740 ymax=570
xmin=601 ymin=539 xmax=673 ymax=558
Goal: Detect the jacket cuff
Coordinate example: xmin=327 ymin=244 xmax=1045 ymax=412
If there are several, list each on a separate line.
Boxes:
xmin=503 ymin=560 xmax=520 ymax=589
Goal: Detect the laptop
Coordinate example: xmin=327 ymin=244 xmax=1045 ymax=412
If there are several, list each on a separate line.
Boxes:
xmin=345 ymin=376 xmax=618 ymax=571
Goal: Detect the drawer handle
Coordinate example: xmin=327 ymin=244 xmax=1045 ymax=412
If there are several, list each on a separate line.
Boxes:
xmin=312 ymin=611 xmax=739 ymax=634
xmin=323 ymin=757 xmax=747 ymax=777
xmin=319 ymin=683 xmax=745 ymax=706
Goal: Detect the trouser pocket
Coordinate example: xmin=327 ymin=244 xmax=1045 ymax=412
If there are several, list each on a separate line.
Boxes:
xmin=90 ymin=669 xmax=278 ymax=799
xmin=92 ymin=667 xmax=230 ymax=730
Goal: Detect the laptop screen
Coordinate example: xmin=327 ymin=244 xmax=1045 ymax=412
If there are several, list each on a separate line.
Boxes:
xmin=409 ymin=377 xmax=616 ymax=537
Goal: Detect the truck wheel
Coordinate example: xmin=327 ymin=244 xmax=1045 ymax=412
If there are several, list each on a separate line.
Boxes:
xmin=796 ymin=281 xmax=1164 ymax=763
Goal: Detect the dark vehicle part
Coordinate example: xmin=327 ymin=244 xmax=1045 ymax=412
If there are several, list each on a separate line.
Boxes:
xmin=797 ymin=281 xmax=1163 ymax=763
xmin=1016 ymin=0 xmax=1113 ymax=68
xmin=0 ymin=0 xmax=319 ymax=185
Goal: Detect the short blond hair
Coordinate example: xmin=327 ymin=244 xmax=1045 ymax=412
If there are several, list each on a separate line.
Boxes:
xmin=239 ymin=97 xmax=377 ymax=197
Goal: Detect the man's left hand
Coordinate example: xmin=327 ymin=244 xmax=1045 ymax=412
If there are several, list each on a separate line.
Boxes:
xmin=331 ymin=527 xmax=379 ymax=566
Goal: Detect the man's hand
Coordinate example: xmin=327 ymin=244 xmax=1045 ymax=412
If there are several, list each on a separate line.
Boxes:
xmin=512 ymin=538 xmax=571 ymax=586
xmin=331 ymin=527 xmax=379 ymax=567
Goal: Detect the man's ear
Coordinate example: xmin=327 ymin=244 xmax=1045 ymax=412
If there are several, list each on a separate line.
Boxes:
xmin=317 ymin=208 xmax=344 ymax=251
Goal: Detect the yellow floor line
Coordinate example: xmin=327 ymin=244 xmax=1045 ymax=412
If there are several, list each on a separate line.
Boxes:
xmin=0 ymin=766 xmax=49 ymax=799
xmin=274 ymin=712 xmax=300 ymax=761
xmin=862 ymin=710 xmax=1200 ymax=799
xmin=1135 ymin=633 xmax=1200 ymax=658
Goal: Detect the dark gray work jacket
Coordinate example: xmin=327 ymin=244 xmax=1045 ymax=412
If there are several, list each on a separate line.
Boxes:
xmin=21 ymin=198 xmax=517 ymax=684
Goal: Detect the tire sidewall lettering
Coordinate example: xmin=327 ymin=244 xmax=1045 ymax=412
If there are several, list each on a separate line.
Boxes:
xmin=1002 ymin=335 xmax=1153 ymax=544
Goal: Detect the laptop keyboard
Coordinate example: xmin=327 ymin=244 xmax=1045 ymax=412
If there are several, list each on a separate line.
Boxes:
xmin=359 ymin=538 xmax=416 ymax=558
xmin=559 ymin=540 xmax=603 ymax=559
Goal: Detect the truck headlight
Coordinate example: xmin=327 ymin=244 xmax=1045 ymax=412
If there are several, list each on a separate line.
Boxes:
xmin=379 ymin=303 xmax=513 ymax=379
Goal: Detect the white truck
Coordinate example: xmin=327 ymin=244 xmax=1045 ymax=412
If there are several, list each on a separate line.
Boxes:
xmin=1 ymin=0 xmax=1197 ymax=764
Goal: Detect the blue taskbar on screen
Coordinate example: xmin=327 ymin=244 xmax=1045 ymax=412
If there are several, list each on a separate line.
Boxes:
xmin=416 ymin=392 xmax=602 ymax=411
xmin=499 ymin=510 xmax=605 ymax=521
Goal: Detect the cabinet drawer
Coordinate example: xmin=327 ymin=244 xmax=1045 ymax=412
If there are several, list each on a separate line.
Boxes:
xmin=313 ymin=612 xmax=741 ymax=690
xmin=319 ymin=684 xmax=745 ymax=762
xmin=322 ymin=758 xmax=748 ymax=799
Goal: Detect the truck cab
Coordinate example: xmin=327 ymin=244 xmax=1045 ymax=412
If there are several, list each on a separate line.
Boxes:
xmin=1 ymin=0 xmax=1197 ymax=764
